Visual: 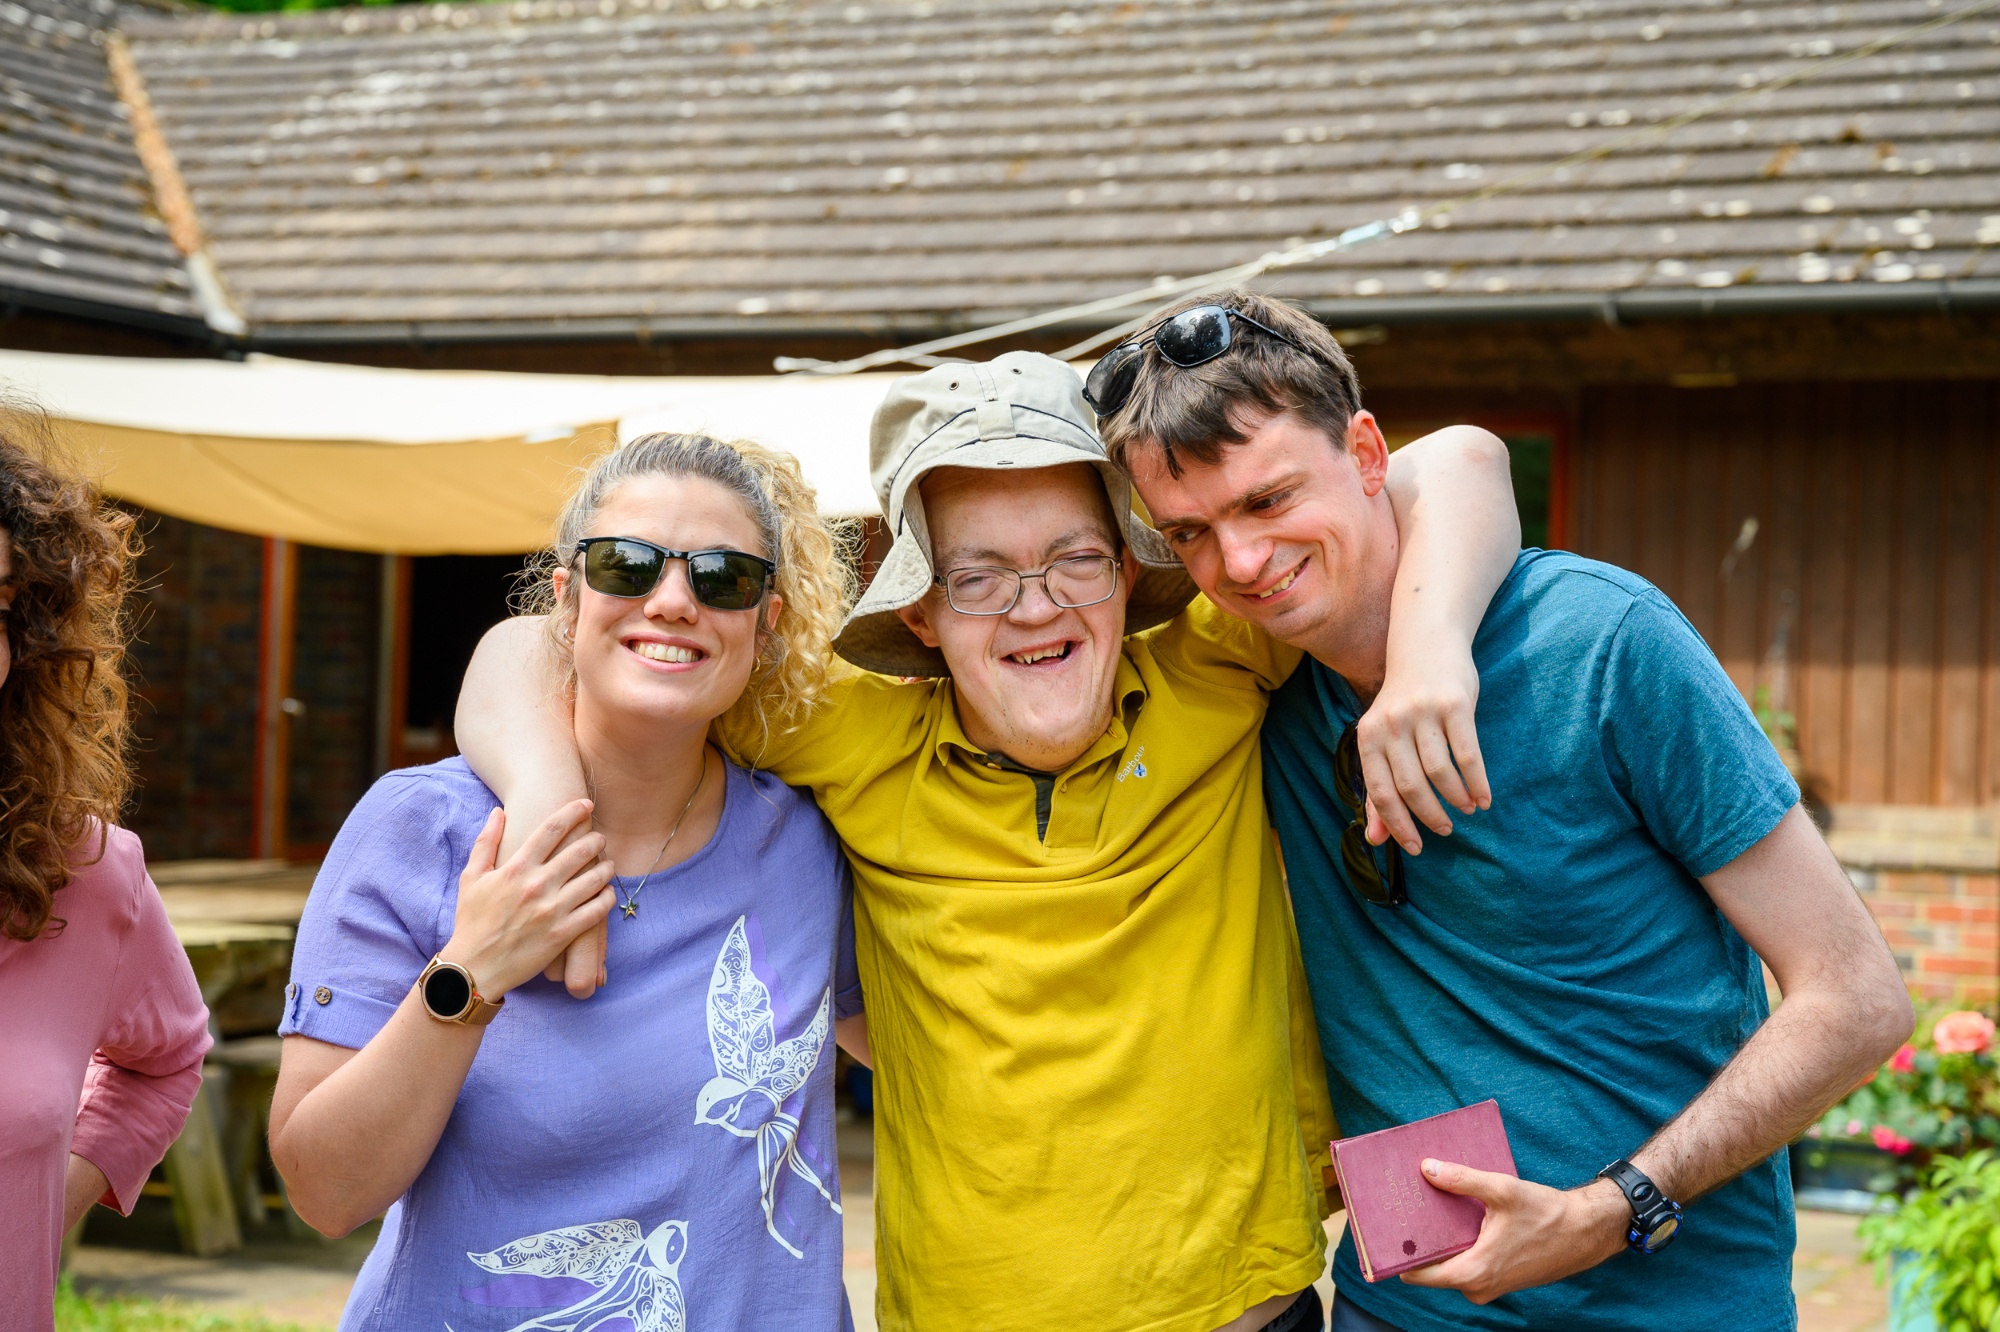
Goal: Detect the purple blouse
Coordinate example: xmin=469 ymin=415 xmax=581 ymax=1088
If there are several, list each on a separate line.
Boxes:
xmin=282 ymin=758 xmax=861 ymax=1332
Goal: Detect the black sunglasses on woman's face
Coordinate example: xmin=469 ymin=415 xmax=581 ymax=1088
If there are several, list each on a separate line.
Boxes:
xmin=1082 ymin=305 xmax=1316 ymax=419
xmin=575 ymin=537 xmax=774 ymax=611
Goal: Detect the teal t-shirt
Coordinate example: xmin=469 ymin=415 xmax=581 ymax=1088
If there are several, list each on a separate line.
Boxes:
xmin=1263 ymin=551 xmax=1802 ymax=1332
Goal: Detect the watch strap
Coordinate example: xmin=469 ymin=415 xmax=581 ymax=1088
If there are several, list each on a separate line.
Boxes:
xmin=1596 ymin=1158 xmax=1683 ymax=1254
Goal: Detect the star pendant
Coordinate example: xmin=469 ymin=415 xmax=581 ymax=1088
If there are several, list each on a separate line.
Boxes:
xmin=621 ymin=900 xmax=638 ymax=919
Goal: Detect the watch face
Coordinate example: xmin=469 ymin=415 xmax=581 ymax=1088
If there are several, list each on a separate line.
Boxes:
xmin=424 ymin=964 xmax=473 ymax=1018
xmin=1644 ymin=1213 xmax=1680 ymax=1252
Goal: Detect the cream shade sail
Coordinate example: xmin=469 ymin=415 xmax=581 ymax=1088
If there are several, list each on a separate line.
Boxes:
xmin=0 ymin=350 xmax=900 ymax=553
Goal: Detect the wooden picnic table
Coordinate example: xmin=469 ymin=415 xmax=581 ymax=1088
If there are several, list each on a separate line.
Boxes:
xmin=148 ymin=860 xmax=319 ymax=1256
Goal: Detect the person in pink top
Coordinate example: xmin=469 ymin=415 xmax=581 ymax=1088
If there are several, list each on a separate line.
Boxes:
xmin=0 ymin=415 xmax=211 ymax=1331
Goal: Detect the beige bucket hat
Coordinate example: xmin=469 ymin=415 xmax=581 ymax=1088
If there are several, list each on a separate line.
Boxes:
xmin=834 ymin=351 xmax=1198 ymax=678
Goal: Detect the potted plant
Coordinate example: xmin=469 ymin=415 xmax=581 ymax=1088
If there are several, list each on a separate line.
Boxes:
xmin=1801 ymin=1009 xmax=2000 ymax=1201
xmin=1862 ymin=1148 xmax=2000 ymax=1332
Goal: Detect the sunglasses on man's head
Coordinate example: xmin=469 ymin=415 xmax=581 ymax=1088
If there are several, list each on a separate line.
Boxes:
xmin=1333 ymin=721 xmax=1407 ymax=908
xmin=1082 ymin=305 xmax=1316 ymax=419
xmin=575 ymin=537 xmax=775 ymax=611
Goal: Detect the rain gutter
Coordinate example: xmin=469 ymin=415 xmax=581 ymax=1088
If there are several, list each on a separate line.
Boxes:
xmin=234 ymin=278 xmax=2000 ymax=352
xmin=1299 ymin=279 xmax=2000 ymax=328
xmin=0 ymin=286 xmax=213 ymax=343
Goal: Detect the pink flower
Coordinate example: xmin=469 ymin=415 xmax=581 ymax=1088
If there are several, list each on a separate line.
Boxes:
xmin=1889 ymin=1044 xmax=1917 ymax=1074
xmin=1845 ymin=1119 xmax=1865 ymax=1138
xmin=1932 ymin=1011 xmax=1996 ymax=1056
xmin=1871 ymin=1125 xmax=1914 ymax=1155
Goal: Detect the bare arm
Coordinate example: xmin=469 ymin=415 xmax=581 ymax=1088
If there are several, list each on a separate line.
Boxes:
xmin=1405 ymin=805 xmax=1914 ymax=1304
xmin=456 ymin=618 xmax=605 ymax=998
xmin=1633 ymin=804 xmax=1912 ymax=1197
xmin=1364 ymin=425 xmax=1520 ymax=853
xmin=835 ymin=1014 xmax=873 ymax=1069
xmin=62 ymin=1155 xmax=110 ymax=1232
xmin=269 ymin=803 xmax=614 ymax=1236
xmin=458 ymin=618 xmax=586 ymax=861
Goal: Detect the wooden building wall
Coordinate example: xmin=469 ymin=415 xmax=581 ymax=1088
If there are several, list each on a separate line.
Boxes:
xmin=1570 ymin=381 xmax=2000 ymax=810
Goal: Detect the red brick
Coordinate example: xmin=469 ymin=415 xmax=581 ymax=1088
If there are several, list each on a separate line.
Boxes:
xmin=1882 ymin=926 xmax=1937 ymax=948
xmin=1923 ymin=903 xmax=2000 ymax=924
xmin=1921 ymin=954 xmax=1999 ymax=977
xmin=1957 ymin=930 xmax=2000 ymax=952
xmin=1867 ymin=900 xmax=1919 ymax=920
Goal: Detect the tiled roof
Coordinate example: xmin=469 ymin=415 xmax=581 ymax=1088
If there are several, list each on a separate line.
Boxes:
xmin=111 ymin=0 xmax=2000 ymax=342
xmin=1 ymin=0 xmax=199 ymax=326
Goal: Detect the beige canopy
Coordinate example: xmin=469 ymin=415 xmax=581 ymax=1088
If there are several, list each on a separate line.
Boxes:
xmin=0 ymin=350 xmax=900 ymax=553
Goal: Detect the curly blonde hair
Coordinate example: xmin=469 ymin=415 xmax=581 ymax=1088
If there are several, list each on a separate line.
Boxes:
xmin=520 ymin=433 xmax=856 ymax=756
xmin=0 ymin=406 xmax=136 ymax=941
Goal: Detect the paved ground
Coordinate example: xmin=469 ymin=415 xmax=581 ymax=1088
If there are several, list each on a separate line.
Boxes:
xmin=71 ymin=1125 xmax=1888 ymax=1332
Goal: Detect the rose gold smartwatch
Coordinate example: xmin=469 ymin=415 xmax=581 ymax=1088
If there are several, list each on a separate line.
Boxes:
xmin=416 ymin=955 xmax=505 ymax=1026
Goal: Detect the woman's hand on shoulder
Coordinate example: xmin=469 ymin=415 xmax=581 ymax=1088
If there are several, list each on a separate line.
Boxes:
xmin=439 ymin=801 xmax=616 ymax=1000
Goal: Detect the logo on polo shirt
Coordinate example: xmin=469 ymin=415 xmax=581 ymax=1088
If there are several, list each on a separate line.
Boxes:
xmin=1118 ymin=747 xmax=1149 ymax=781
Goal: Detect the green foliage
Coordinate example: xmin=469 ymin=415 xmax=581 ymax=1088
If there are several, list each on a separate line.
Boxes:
xmin=1750 ymin=682 xmax=1796 ymax=758
xmin=54 ymin=1278 xmax=312 ymax=1332
xmin=1863 ymin=1150 xmax=2000 ymax=1332
xmin=1809 ymin=1011 xmax=2000 ymax=1192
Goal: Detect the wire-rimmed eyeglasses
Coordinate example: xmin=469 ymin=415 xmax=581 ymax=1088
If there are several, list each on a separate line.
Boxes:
xmin=933 ymin=555 xmax=1121 ymax=616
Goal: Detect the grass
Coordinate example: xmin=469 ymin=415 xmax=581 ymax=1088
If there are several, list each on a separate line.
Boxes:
xmin=54 ymin=1279 xmax=313 ymax=1332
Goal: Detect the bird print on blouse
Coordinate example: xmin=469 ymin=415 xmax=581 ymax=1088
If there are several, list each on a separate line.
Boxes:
xmin=465 ymin=1217 xmax=689 ymax=1332
xmin=694 ymin=915 xmax=839 ymax=1258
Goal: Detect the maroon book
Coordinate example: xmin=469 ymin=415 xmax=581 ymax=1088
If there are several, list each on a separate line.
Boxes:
xmin=1329 ymin=1100 xmax=1519 ymax=1282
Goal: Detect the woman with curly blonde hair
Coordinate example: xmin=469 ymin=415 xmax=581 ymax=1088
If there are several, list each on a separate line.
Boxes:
xmin=270 ymin=433 xmax=869 ymax=1331
xmin=0 ymin=414 xmax=209 ymax=1332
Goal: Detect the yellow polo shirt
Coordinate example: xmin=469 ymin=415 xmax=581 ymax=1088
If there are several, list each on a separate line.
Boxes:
xmin=719 ymin=597 xmax=1333 ymax=1332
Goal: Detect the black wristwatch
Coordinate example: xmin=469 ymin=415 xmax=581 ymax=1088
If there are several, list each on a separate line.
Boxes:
xmin=1596 ymin=1159 xmax=1683 ymax=1254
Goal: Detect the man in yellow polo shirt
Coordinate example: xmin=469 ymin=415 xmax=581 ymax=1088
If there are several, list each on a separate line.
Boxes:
xmin=456 ymin=352 xmax=1517 ymax=1332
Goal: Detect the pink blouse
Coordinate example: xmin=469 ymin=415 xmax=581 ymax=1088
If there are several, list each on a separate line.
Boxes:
xmin=0 ymin=824 xmax=209 ymax=1331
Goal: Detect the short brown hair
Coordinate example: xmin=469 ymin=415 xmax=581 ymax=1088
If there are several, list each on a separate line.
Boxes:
xmin=1100 ymin=288 xmax=1363 ymax=478
xmin=0 ymin=405 xmax=137 ymax=941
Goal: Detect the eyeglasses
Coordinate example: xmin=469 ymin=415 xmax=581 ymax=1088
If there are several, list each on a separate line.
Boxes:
xmin=1333 ymin=722 xmax=1407 ymax=907
xmin=1082 ymin=305 xmax=1316 ymax=419
xmin=934 ymin=555 xmax=1120 ymax=616
xmin=575 ymin=537 xmax=775 ymax=611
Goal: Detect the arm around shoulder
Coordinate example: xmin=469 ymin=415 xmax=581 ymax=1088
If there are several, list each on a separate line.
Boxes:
xmin=1361 ymin=424 xmax=1518 ymax=852
xmin=457 ymin=616 xmax=588 ymax=859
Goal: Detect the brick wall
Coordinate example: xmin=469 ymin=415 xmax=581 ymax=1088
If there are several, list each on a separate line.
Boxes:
xmin=1852 ymin=870 xmax=2000 ymax=1003
xmin=1829 ymin=805 xmax=2000 ymax=1004
xmin=286 ymin=546 xmax=382 ymax=853
xmin=125 ymin=510 xmax=264 ymax=860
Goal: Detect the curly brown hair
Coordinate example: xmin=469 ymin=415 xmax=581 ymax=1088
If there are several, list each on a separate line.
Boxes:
xmin=0 ymin=405 xmax=137 ymax=941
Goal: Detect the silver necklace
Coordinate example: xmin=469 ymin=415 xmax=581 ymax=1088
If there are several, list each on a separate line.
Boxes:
xmin=614 ymin=750 xmax=710 ymax=921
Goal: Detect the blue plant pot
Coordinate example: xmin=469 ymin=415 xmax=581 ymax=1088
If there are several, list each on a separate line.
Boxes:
xmin=1889 ymin=1253 xmax=1942 ymax=1332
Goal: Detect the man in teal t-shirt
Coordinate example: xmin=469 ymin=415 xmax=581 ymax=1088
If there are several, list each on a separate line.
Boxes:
xmin=1262 ymin=553 xmax=1799 ymax=1328
xmin=1095 ymin=289 xmax=1915 ymax=1332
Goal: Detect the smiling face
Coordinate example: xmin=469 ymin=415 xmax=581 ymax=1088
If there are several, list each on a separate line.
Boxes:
xmin=1128 ymin=408 xmax=1401 ymax=680
xmin=895 ymin=464 xmax=1137 ymax=771
xmin=557 ymin=473 xmax=779 ymax=745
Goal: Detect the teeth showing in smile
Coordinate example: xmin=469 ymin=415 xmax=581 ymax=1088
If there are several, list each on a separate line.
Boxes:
xmin=1253 ymin=565 xmax=1303 ymax=600
xmin=634 ymin=642 xmax=702 ymax=664
xmin=1008 ymin=643 xmax=1072 ymax=665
